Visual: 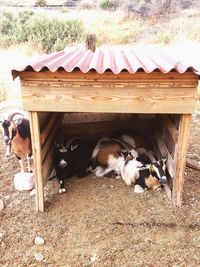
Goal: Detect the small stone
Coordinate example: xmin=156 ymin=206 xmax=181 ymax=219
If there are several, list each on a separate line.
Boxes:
xmin=34 ymin=252 xmax=44 ymax=262
xmin=90 ymin=254 xmax=97 ymax=263
xmin=35 ymin=236 xmax=45 ymax=245
xmin=0 ymin=199 xmax=4 ymax=212
xmin=0 ymin=230 xmax=6 ymax=240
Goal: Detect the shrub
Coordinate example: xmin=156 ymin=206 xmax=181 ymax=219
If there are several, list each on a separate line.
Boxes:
xmin=35 ymin=0 xmax=47 ymax=7
xmin=0 ymin=11 xmax=19 ymax=36
xmin=21 ymin=15 xmax=84 ymax=53
xmin=99 ymin=0 xmax=119 ymax=10
xmin=0 ymin=11 xmax=20 ymax=47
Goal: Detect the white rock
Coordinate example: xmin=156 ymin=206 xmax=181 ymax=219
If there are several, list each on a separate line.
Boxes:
xmin=90 ymin=254 xmax=97 ymax=263
xmin=134 ymin=184 xmax=145 ymax=193
xmin=35 ymin=236 xmax=45 ymax=245
xmin=34 ymin=252 xmax=44 ymax=262
xmin=0 ymin=199 xmax=4 ymax=212
xmin=14 ymin=172 xmax=35 ymax=191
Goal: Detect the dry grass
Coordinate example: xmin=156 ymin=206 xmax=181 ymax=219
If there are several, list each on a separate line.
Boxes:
xmin=0 ymin=3 xmax=200 ymax=101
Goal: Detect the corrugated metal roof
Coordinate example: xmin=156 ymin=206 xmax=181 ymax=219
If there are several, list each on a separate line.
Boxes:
xmin=12 ymin=45 xmax=200 ymax=78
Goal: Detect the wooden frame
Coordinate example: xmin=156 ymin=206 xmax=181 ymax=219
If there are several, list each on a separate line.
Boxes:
xmin=21 ymin=70 xmax=198 ymax=211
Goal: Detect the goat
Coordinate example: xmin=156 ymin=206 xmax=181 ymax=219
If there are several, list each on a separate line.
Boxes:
xmin=54 ymin=137 xmax=96 ymax=193
xmin=134 ymin=156 xmax=168 ymax=192
xmin=91 ymin=137 xmax=142 ymax=182
xmin=117 ymin=133 xmax=169 ymax=191
xmin=1 ymin=112 xmax=32 ymax=172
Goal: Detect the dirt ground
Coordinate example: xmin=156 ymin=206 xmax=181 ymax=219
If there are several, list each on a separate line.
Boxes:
xmin=1 ymin=108 xmax=200 ymax=267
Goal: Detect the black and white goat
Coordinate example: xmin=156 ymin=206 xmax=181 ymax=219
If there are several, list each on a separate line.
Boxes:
xmin=1 ymin=112 xmax=32 ymax=172
xmin=54 ymin=137 xmax=96 ymax=193
xmin=120 ymin=133 xmax=169 ymax=192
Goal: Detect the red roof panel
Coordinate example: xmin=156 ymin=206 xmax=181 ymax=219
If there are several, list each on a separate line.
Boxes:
xmin=12 ymin=45 xmax=200 ymax=78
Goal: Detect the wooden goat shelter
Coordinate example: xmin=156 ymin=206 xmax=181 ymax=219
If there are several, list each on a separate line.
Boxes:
xmin=12 ymin=46 xmax=199 ymax=212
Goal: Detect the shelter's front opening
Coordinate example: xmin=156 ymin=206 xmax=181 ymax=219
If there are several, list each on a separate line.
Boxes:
xmin=40 ymin=112 xmax=180 ymax=189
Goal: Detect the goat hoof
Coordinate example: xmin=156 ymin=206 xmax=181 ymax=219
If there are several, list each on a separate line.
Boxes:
xmin=134 ymin=184 xmax=145 ymax=193
xmin=59 ymin=188 xmax=66 ymax=194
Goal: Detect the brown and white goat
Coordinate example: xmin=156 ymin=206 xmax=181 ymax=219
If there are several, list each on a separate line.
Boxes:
xmin=1 ymin=112 xmax=32 ymax=172
xmin=91 ymin=137 xmax=142 ymax=181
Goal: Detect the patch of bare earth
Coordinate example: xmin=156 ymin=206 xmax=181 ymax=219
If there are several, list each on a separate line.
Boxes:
xmin=1 ymin=112 xmax=200 ymax=266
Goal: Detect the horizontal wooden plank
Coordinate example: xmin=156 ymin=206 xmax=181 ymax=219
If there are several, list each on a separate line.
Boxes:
xmin=63 ymin=119 xmax=154 ymax=137
xmin=21 ymin=85 xmax=197 ymax=113
xmin=19 ymin=70 xmax=198 ymax=82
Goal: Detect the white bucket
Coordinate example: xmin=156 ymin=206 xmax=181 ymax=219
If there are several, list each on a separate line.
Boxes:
xmin=14 ymin=172 xmax=35 ymax=191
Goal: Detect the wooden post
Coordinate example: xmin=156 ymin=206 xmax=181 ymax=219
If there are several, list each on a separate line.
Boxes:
xmin=172 ymin=114 xmax=192 ymax=207
xmin=86 ymin=34 xmax=96 ymax=52
xmin=28 ymin=111 xmax=44 ymax=212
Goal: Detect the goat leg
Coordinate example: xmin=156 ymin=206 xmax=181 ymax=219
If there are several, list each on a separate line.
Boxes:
xmin=59 ymin=179 xmax=66 ymax=193
xmin=27 ymin=154 xmax=33 ymax=172
xmin=16 ymin=155 xmax=25 ymax=172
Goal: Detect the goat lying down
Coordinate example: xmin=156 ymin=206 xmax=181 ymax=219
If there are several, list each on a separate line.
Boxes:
xmin=91 ymin=137 xmax=142 ymax=183
xmin=54 ymin=137 xmax=96 ymax=193
xmin=1 ymin=112 xmax=32 ymax=172
xmin=120 ymin=133 xmax=169 ymax=191
xmin=91 ymin=135 xmax=169 ymax=193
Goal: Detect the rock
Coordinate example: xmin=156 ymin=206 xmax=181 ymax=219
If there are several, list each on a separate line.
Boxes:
xmin=90 ymin=254 xmax=97 ymax=263
xmin=34 ymin=252 xmax=44 ymax=262
xmin=0 ymin=199 xmax=4 ymax=212
xmin=35 ymin=236 xmax=45 ymax=245
xmin=0 ymin=229 xmax=6 ymax=240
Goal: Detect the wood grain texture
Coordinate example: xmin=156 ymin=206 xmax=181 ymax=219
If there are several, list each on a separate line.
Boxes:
xmin=42 ymin=147 xmax=54 ymax=182
xmin=155 ymin=130 xmax=174 ymax=178
xmin=28 ymin=111 xmax=44 ymax=212
xmin=40 ymin=113 xmax=60 ymax=147
xmin=21 ymin=85 xmax=197 ymax=113
xmin=19 ymin=70 xmax=198 ymax=82
xmin=172 ymin=114 xmax=192 ymax=207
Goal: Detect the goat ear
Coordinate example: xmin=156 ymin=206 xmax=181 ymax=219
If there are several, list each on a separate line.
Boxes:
xmin=70 ymin=144 xmax=79 ymax=151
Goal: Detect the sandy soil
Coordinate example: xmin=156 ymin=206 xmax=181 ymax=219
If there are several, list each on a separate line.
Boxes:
xmin=1 ymin=110 xmax=200 ymax=267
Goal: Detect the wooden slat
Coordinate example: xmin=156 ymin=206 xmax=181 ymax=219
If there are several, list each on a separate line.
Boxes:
xmin=63 ymin=119 xmax=154 ymax=137
xmin=21 ymin=85 xmax=197 ymax=113
xmin=162 ymin=115 xmax=179 ymax=144
xmin=172 ymin=114 xmax=192 ymax=207
xmin=42 ymin=147 xmax=54 ymax=182
xmin=41 ymin=122 xmax=61 ymax=163
xmin=155 ymin=130 xmax=174 ymax=178
xmin=28 ymin=111 xmax=44 ymax=212
xmin=19 ymin=70 xmax=198 ymax=81
xmin=40 ymin=113 xmax=60 ymax=147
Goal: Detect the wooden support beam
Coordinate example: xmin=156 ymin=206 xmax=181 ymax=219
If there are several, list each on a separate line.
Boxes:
xmin=28 ymin=111 xmax=44 ymax=212
xmin=172 ymin=114 xmax=192 ymax=207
